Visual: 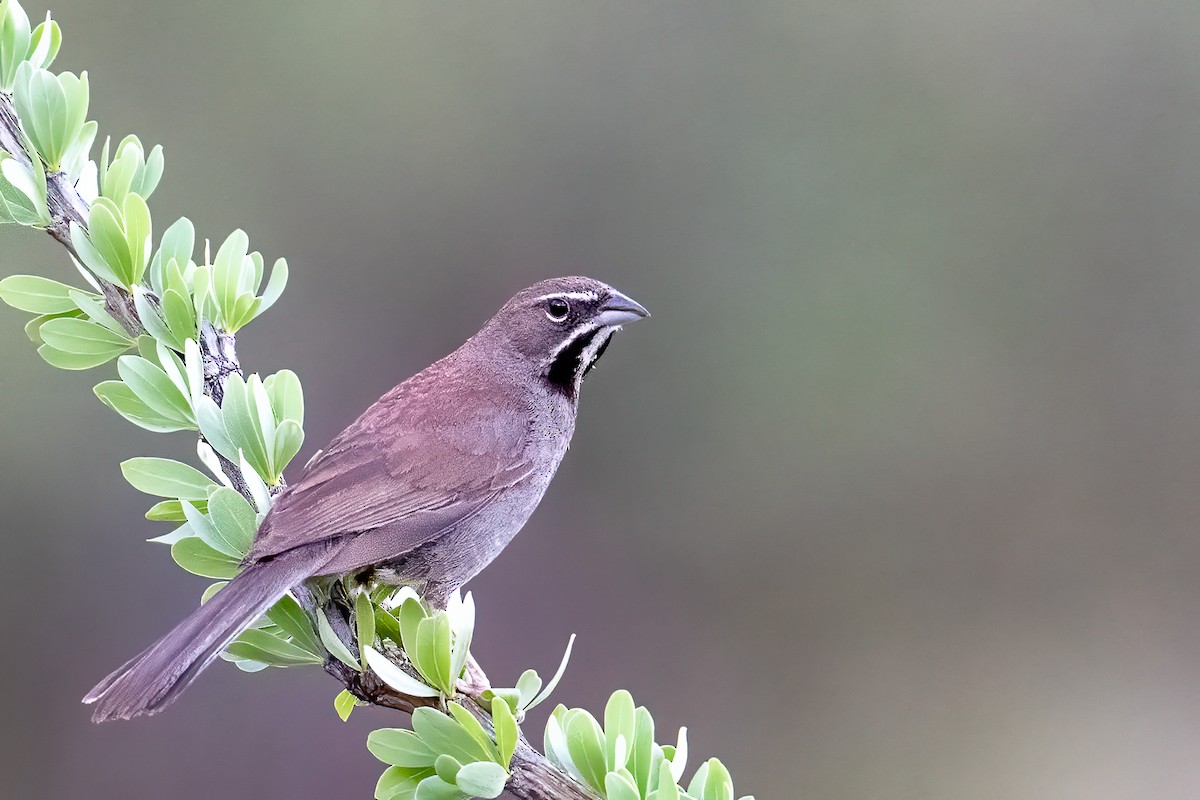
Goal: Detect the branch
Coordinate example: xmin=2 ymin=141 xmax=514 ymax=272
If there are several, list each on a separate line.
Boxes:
xmin=0 ymin=82 xmax=595 ymax=800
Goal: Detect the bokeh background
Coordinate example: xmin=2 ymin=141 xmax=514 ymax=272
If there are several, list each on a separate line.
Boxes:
xmin=3 ymin=1 xmax=1200 ymax=798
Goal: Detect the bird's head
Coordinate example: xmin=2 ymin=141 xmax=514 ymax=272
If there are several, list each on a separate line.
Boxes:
xmin=480 ymin=276 xmax=650 ymax=399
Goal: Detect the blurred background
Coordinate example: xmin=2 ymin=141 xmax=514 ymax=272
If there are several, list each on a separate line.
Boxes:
xmin=3 ymin=1 xmax=1200 ymax=798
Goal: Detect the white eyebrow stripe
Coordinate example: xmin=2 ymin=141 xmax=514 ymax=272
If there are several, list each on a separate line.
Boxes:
xmin=531 ymin=291 xmax=599 ymax=303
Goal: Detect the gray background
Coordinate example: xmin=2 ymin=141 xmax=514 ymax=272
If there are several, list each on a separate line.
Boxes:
xmin=3 ymin=1 xmax=1200 ymax=798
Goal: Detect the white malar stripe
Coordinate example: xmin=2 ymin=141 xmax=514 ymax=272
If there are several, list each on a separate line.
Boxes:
xmin=544 ymin=322 xmax=601 ymax=365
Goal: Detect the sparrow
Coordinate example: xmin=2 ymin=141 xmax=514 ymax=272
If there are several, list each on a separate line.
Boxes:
xmin=84 ymin=276 xmax=649 ymax=721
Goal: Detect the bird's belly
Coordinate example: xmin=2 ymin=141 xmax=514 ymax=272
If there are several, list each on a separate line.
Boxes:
xmin=338 ymin=476 xmax=553 ymax=593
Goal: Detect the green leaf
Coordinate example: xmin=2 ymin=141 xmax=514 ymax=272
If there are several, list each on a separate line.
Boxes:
xmin=211 ymin=229 xmax=249 ymax=330
xmin=447 ymin=703 xmax=501 ymax=765
xmin=146 ymin=499 xmax=189 ymax=522
xmin=564 ymin=709 xmax=608 ymax=794
xmin=0 ymin=156 xmax=48 ymax=225
xmin=515 ymin=670 xmax=542 ymax=711
xmin=693 ymin=758 xmax=733 ymax=800
xmin=356 ymin=590 xmax=377 ymax=663
xmin=376 ymin=766 xmax=433 ymax=800
xmin=206 ymin=487 xmax=257 ymax=558
xmin=121 ymin=192 xmax=152 ymax=285
xmin=414 ymin=613 xmax=453 ymax=693
xmin=433 ymin=754 xmax=462 ymax=785
xmin=39 ymin=316 xmax=130 ymax=355
xmin=116 ymin=354 xmax=194 ymax=425
xmin=491 ymin=696 xmax=518 ymax=770
xmin=648 ymin=762 xmax=681 ymax=800
xmin=368 ymin=727 xmax=439 ymax=768
xmin=398 ymin=596 xmax=428 ymax=658
xmin=170 ymin=537 xmax=239 ymax=579
xmin=256 ymin=257 xmax=289 ymax=317
xmin=363 ymin=645 xmax=439 ymax=698
xmin=161 ymin=288 xmax=196 ymax=347
xmin=375 ymin=605 xmax=402 ymax=644
xmin=218 ymin=374 xmax=270 ymax=478
xmin=453 ymin=762 xmax=508 ymax=799
xmin=271 ymin=419 xmax=304 ymax=481
xmin=631 ymin=706 xmax=656 ymax=796
xmin=121 ymin=457 xmax=216 ymax=500
xmin=317 ymin=608 xmax=360 ymax=671
xmin=95 ymin=379 xmax=189 ymax=432
xmin=264 ymin=368 xmax=304 ymax=425
xmin=411 ymin=707 xmax=493 ymax=766
xmin=200 ymin=580 xmax=227 ymax=604
xmin=413 ymin=776 xmax=466 ymax=800
xmin=265 ymin=594 xmax=320 ymax=656
xmin=606 ymin=772 xmax=643 ymax=800
xmin=38 ymin=342 xmax=123 ymax=370
xmin=333 ymin=688 xmax=357 ymax=722
xmin=0 ymin=274 xmax=80 ymax=313
xmin=0 ymin=0 xmax=33 ymax=93
xmin=27 ymin=13 xmax=61 ymax=73
xmin=526 ymin=634 xmax=575 ymax=711
xmin=225 ymin=627 xmax=323 ymax=667
xmin=605 ymin=690 xmax=637 ymax=770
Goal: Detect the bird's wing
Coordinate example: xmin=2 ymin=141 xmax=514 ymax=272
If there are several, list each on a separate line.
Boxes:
xmin=249 ymin=384 xmax=533 ymax=562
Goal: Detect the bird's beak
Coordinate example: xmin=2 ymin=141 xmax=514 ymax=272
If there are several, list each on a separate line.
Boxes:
xmin=595 ymin=290 xmax=650 ymax=328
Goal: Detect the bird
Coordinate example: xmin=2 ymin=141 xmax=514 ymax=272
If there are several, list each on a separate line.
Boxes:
xmin=84 ymin=276 xmax=649 ymax=722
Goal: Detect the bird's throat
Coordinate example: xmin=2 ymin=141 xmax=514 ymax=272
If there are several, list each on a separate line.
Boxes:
xmin=546 ymin=328 xmax=614 ymax=399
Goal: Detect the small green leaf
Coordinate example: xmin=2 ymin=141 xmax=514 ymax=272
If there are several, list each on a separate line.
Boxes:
xmin=39 ymin=316 xmax=131 ymax=355
xmin=363 ymin=645 xmax=439 ymax=698
xmin=515 ymin=670 xmax=542 ymax=711
xmin=121 ymin=457 xmax=216 ymax=500
xmin=564 ymin=709 xmax=608 ymax=794
xmin=447 ymin=703 xmax=501 ymax=765
xmin=225 ymin=628 xmax=323 ymax=667
xmin=146 ymin=499 xmax=189 ymax=522
xmin=525 ymin=634 xmax=575 ymax=711
xmin=263 ymin=368 xmax=303 ymax=425
xmin=356 ymin=590 xmax=377 ymax=663
xmin=318 ymin=608 xmax=360 ymax=671
xmin=606 ymin=771 xmax=643 ymax=800
xmin=117 ymin=354 xmax=194 ymax=425
xmin=414 ymin=613 xmax=453 ymax=693
xmin=411 ymin=707 xmax=493 ymax=765
xmin=491 ymin=696 xmax=518 ymax=769
xmin=375 ymin=606 xmax=402 ymax=644
xmin=413 ymin=775 xmax=465 ymax=800
xmin=631 ymin=706 xmax=656 ymax=796
xmin=95 ymin=380 xmax=189 ymax=432
xmin=605 ymin=690 xmax=637 ymax=770
xmin=170 ymin=537 xmax=239 ymax=579
xmin=0 ymin=274 xmax=80 ymax=314
xmin=334 ymin=688 xmax=357 ymax=722
xmin=453 ymin=762 xmax=508 ymax=799
xmin=398 ymin=596 xmax=428 ymax=658
xmin=648 ymin=761 xmax=681 ymax=800
xmin=368 ymin=727 xmax=439 ymax=768
xmin=206 ymin=487 xmax=257 ymax=558
xmin=376 ymin=766 xmax=434 ymax=800
xmin=271 ymin=419 xmax=304 ymax=481
xmin=265 ymin=594 xmax=320 ymax=655
xmin=433 ymin=754 xmax=462 ymax=785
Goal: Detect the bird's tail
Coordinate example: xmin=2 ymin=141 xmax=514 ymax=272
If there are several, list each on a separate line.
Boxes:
xmin=83 ymin=545 xmax=320 ymax=722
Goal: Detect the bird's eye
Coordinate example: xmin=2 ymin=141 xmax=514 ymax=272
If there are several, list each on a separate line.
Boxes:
xmin=546 ymin=298 xmax=570 ymax=321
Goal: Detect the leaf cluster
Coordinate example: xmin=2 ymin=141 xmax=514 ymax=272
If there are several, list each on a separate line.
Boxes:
xmin=544 ymin=691 xmax=753 ymax=800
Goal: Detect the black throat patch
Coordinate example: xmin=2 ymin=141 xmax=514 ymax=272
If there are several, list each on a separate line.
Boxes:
xmin=546 ymin=328 xmax=612 ymax=398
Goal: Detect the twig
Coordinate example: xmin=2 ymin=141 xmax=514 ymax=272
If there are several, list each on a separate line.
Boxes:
xmin=0 ymin=89 xmax=594 ymax=800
